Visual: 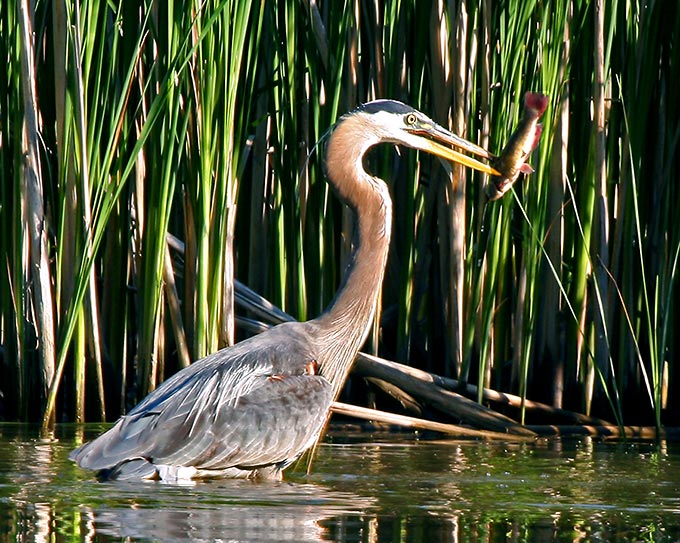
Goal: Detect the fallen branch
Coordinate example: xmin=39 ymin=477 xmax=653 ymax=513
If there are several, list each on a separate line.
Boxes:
xmin=354 ymin=353 xmax=536 ymax=436
xmin=364 ymin=377 xmax=424 ymax=416
xmin=355 ymin=354 xmax=615 ymax=427
xmin=330 ymin=404 xmax=673 ymax=441
xmin=331 ymin=402 xmax=534 ymax=441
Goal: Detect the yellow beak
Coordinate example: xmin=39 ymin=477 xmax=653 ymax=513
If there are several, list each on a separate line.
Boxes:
xmin=410 ymin=124 xmax=501 ymax=176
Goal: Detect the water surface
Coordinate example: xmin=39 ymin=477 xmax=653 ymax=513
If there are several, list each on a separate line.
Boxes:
xmin=1 ymin=423 xmax=679 ymax=541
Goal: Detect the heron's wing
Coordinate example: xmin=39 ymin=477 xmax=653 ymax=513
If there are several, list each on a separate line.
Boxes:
xmin=70 ymin=332 xmax=332 ymax=474
xmin=69 ymin=358 xmax=232 ymax=471
xmin=161 ymin=374 xmax=333 ymax=470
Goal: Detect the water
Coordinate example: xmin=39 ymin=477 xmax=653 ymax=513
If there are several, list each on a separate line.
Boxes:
xmin=1 ymin=423 xmax=679 ymax=542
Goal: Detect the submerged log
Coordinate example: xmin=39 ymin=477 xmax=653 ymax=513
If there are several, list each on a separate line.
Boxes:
xmin=525 ymin=425 xmax=676 ymax=440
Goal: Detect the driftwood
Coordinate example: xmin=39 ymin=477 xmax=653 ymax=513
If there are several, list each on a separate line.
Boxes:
xmin=354 ymin=353 xmax=616 ymax=427
xmin=363 ymin=377 xmax=424 ymax=417
xmin=354 ymin=353 xmax=536 ymax=436
xmin=331 ymin=402 xmax=535 ymax=441
xmin=332 ymin=402 xmax=670 ymax=440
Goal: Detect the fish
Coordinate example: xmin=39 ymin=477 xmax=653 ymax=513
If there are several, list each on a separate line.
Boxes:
xmin=485 ymin=92 xmax=549 ymax=200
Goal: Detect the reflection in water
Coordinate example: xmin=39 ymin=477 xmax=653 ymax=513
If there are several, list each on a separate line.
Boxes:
xmin=5 ymin=473 xmax=375 ymax=542
xmin=1 ymin=424 xmax=680 ymax=542
xmin=81 ymin=481 xmax=370 ymax=542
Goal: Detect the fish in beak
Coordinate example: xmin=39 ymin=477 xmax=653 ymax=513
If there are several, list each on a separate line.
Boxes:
xmin=484 ymin=92 xmax=549 ymax=200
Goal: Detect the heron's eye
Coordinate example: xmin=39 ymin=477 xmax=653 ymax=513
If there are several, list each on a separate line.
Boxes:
xmin=404 ymin=113 xmax=418 ymax=126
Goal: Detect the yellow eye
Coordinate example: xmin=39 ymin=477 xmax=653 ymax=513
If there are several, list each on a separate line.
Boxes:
xmin=404 ymin=113 xmax=417 ymax=126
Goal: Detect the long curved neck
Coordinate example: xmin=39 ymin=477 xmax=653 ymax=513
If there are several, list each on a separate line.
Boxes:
xmin=313 ymin=115 xmax=392 ymax=399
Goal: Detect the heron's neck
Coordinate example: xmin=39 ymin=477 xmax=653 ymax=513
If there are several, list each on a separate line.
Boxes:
xmin=313 ymin=116 xmax=393 ymax=399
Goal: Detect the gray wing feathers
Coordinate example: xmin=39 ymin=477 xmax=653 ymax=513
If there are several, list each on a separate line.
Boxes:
xmin=70 ymin=324 xmax=333 ymax=478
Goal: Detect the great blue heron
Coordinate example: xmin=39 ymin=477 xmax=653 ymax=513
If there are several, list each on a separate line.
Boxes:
xmin=70 ymin=100 xmax=497 ymax=481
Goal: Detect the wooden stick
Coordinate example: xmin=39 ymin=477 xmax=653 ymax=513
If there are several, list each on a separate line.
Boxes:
xmin=163 ymin=243 xmax=191 ymax=369
xmin=331 ymin=403 xmax=674 ymax=441
xmin=331 ymin=402 xmax=535 ymax=441
xmin=354 ymin=354 xmax=536 ymax=436
xmin=364 ymin=377 xmax=424 ymax=416
xmin=354 ymin=354 xmax=613 ymax=427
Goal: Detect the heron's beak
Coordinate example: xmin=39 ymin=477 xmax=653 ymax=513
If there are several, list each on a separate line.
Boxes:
xmin=411 ymin=124 xmax=501 ymax=176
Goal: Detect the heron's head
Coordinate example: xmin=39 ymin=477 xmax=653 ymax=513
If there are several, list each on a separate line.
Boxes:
xmin=336 ymin=100 xmax=500 ymax=175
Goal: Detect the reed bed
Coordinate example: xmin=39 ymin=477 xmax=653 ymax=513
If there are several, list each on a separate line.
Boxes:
xmin=0 ymin=0 xmax=677 ymax=431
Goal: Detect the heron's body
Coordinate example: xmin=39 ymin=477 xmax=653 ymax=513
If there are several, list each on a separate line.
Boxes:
xmin=70 ymin=100 xmax=496 ymax=481
xmin=72 ymin=322 xmax=335 ymax=480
